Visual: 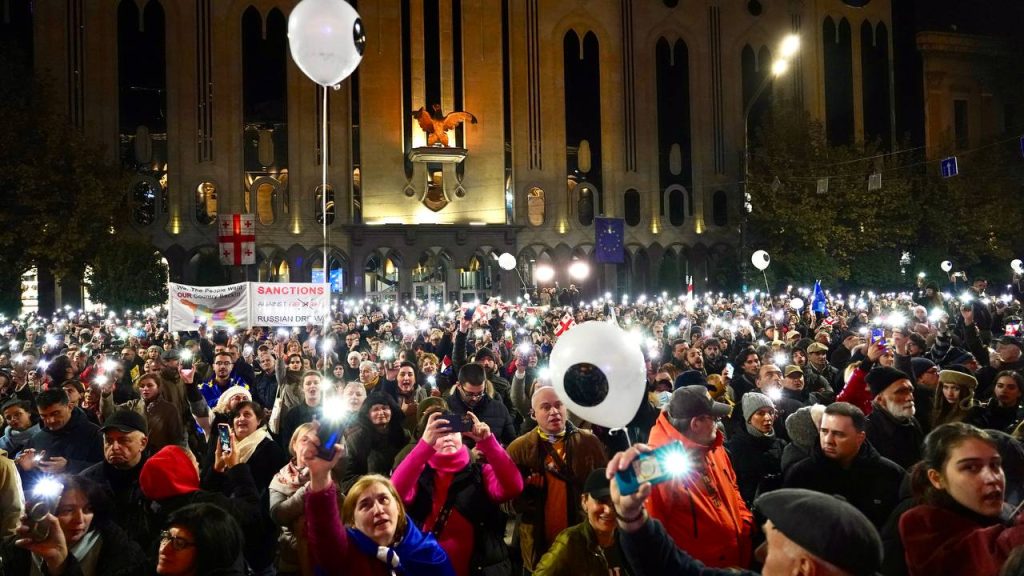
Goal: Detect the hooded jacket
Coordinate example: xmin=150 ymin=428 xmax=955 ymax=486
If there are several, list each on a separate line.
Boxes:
xmin=646 ymin=412 xmax=754 ymax=569
xmin=340 ymin=392 xmax=412 ymax=492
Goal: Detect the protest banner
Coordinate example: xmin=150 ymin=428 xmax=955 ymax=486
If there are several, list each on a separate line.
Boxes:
xmin=250 ymin=282 xmax=331 ymax=326
xmin=168 ymin=282 xmax=249 ymax=332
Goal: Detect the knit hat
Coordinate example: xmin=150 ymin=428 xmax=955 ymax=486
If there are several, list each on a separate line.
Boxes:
xmin=742 ymin=392 xmax=775 ymax=422
xmin=865 ymin=367 xmax=910 ymax=396
xmin=673 ymin=370 xmax=707 ymax=391
xmin=212 ymin=385 xmax=253 ymax=414
xmin=473 ymin=347 xmax=496 ymax=362
xmin=416 ymin=396 xmax=449 ymax=436
xmin=754 ymin=489 xmax=883 ymax=576
xmin=139 ymin=446 xmax=200 ymax=501
xmin=910 ymin=357 xmax=936 ymax=379
xmin=938 ymin=369 xmax=978 ymax=390
xmin=786 ymin=406 xmax=820 ymax=451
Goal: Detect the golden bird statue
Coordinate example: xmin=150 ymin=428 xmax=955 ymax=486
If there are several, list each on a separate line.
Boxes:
xmin=412 ymin=104 xmax=478 ymax=147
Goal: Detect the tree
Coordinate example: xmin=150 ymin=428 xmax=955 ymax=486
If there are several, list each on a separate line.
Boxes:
xmin=0 ymin=38 xmax=122 ymax=313
xmin=746 ymin=104 xmax=918 ymax=288
xmin=85 ymin=236 xmax=168 ymax=311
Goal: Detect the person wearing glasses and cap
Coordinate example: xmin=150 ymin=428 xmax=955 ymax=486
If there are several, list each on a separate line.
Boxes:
xmin=645 ymin=385 xmax=754 ymax=569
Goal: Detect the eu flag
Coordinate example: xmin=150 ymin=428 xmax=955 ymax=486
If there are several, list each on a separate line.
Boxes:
xmin=812 ymin=280 xmax=828 ymax=315
xmin=595 ymin=217 xmax=624 ymax=263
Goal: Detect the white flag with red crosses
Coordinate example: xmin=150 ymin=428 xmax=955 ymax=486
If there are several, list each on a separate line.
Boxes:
xmin=218 ymin=214 xmax=256 ymax=265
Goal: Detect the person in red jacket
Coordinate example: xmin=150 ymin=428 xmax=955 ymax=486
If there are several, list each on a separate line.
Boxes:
xmin=900 ymin=422 xmax=1024 ymax=576
xmin=837 ymin=340 xmax=888 ymax=415
xmin=646 ymin=385 xmax=754 ymax=569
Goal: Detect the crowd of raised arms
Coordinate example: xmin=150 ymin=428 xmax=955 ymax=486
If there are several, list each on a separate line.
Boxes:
xmin=1 ymin=278 xmax=1023 ymax=576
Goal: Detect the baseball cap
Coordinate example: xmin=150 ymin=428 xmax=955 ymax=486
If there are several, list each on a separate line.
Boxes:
xmin=582 ymin=468 xmax=611 ymax=500
xmin=668 ymin=385 xmax=732 ymax=420
xmin=99 ymin=409 xmax=149 ymax=436
xmin=784 ymin=365 xmax=804 ymax=377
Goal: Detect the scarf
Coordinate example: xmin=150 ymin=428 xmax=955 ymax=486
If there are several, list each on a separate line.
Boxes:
xmin=270 ymin=460 xmax=309 ymax=495
xmin=347 ymin=515 xmax=455 ymax=576
xmin=535 ymin=420 xmax=576 ymax=444
xmin=427 ymin=445 xmax=470 ymax=473
xmin=746 ymin=423 xmax=775 ymax=438
xmin=32 ymin=530 xmax=102 ymax=576
xmin=235 ymin=426 xmax=270 ymax=464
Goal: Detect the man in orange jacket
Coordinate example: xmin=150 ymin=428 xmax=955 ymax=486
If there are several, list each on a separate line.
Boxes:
xmin=646 ymin=385 xmax=754 ymax=569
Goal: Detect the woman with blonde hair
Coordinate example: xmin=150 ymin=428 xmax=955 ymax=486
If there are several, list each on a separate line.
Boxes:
xmin=269 ymin=422 xmax=316 ymax=576
xmin=302 ymin=424 xmax=454 ymax=575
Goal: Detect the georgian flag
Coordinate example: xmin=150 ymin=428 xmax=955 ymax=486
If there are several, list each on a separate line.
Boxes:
xmin=218 ymin=214 xmax=256 ymax=266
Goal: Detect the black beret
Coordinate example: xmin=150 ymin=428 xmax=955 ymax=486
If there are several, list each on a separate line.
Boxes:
xmin=673 ymin=370 xmax=707 ymax=391
xmin=754 ymin=489 xmax=882 ymax=575
xmin=865 ymin=366 xmax=910 ymax=396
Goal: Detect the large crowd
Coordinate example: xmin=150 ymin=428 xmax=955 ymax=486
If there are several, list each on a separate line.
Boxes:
xmin=0 ymin=277 xmax=1023 ymax=576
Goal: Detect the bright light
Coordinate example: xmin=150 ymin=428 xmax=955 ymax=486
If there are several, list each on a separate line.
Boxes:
xmin=180 ymin=349 xmax=193 ymax=362
xmin=534 ymin=265 xmax=555 ymax=283
xmin=771 ymin=59 xmax=789 ymax=77
xmin=661 ymin=446 xmax=692 ymax=477
xmin=32 ymin=477 xmax=63 ymax=499
xmin=321 ymin=396 xmax=348 ymax=422
xmin=773 ymin=354 xmax=789 ymax=367
xmin=779 ymin=34 xmax=800 ymax=59
xmin=568 ymin=260 xmax=590 ymax=280
xmin=767 ymin=387 xmax=783 ymax=401
xmin=93 ymin=375 xmax=108 ymax=386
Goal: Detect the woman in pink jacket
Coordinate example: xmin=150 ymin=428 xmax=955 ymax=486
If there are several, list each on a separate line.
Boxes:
xmin=391 ymin=411 xmax=523 ymax=576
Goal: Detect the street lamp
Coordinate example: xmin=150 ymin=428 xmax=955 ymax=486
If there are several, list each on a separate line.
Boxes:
xmin=740 ymin=33 xmax=799 ymax=291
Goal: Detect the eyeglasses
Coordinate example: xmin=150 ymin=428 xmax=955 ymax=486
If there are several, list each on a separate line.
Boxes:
xmin=460 ymin=386 xmax=486 ymax=400
xmin=160 ymin=530 xmax=196 ymax=551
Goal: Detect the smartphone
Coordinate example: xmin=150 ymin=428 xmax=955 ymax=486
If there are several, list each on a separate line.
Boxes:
xmin=463 ymin=308 xmax=475 ymax=321
xmin=315 ymin=419 xmax=344 ymax=460
xmin=441 ymin=412 xmax=472 ymax=433
xmin=217 ymin=424 xmax=232 ymax=454
xmin=870 ymin=328 xmax=884 ymax=343
xmin=616 ymin=441 xmax=689 ymax=495
xmin=27 ymin=478 xmax=64 ymax=540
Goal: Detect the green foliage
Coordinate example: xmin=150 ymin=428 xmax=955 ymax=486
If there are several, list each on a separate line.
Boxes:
xmin=193 ymin=251 xmax=230 ymax=287
xmin=85 ymin=236 xmax=168 ymax=311
xmin=0 ymin=40 xmax=122 ymax=293
xmin=745 ymin=101 xmax=1022 ymax=290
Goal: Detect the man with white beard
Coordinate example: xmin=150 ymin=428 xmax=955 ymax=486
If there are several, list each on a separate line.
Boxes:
xmin=863 ymin=367 xmax=924 ymax=469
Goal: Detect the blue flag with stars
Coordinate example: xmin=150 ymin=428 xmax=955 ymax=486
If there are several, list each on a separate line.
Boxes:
xmin=812 ymin=280 xmax=828 ymax=315
xmin=595 ymin=217 xmax=624 ymax=263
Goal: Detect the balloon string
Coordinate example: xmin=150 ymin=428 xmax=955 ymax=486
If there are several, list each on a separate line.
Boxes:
xmin=321 ymin=85 xmax=329 ymax=336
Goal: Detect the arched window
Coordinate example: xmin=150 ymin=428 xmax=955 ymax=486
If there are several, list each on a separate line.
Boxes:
xmin=315 ymin=185 xmax=335 ymax=225
xmin=668 ymin=188 xmax=685 ymax=227
xmin=248 ymin=177 xmax=279 ymax=225
xmin=712 ymin=191 xmax=728 ymax=226
xmin=195 ymin=181 xmax=217 ymax=225
xmin=624 ymin=189 xmax=641 ymax=227
xmin=578 ymin=185 xmax=595 ymax=226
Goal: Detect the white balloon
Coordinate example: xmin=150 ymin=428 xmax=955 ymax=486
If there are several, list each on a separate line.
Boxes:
xmin=1012 ymin=259 xmax=1023 ymax=274
xmin=790 ymin=297 xmax=804 ymax=310
xmin=549 ymin=321 xmax=646 ymax=429
xmin=940 ymin=260 xmax=953 ymax=273
xmin=751 ymin=250 xmax=771 ymax=271
xmin=498 ymin=253 xmax=517 ymax=271
xmin=288 ymin=0 xmax=365 ymax=87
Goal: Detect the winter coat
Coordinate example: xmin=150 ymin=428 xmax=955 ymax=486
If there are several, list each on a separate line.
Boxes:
xmin=865 ymin=402 xmax=925 ymax=470
xmin=646 ymin=412 xmax=754 ymax=569
xmin=724 ymin=427 xmax=786 ymax=505
xmin=26 ymin=407 xmax=103 ymax=476
xmin=507 ymin=425 xmax=607 ymax=571
xmin=80 ymin=456 xmax=154 ymax=549
xmin=0 ymin=521 xmax=148 ymax=576
xmin=900 ymin=502 xmax=1024 ymax=576
xmin=783 ymin=440 xmax=905 ymax=528
xmin=534 ymin=520 xmax=635 ymax=576
xmin=0 ymin=448 xmax=22 ymax=539
xmin=0 ymin=422 xmax=40 ymax=454
xmin=446 ymin=386 xmax=517 ymax=447
xmin=966 ymin=401 xmax=1024 ymax=434
xmin=340 ymin=394 xmax=412 ymax=492
xmin=619 ymin=516 xmax=758 ymax=576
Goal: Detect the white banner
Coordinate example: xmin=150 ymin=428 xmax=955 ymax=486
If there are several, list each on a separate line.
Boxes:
xmin=168 ymin=282 xmax=250 ymax=332
xmin=250 ymin=283 xmax=330 ymax=327
xmin=168 ymin=282 xmax=330 ymax=330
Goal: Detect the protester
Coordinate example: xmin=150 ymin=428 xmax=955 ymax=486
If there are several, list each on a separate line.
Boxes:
xmin=900 ymin=423 xmax=1024 ymax=576
xmin=646 ymin=385 xmax=753 ymax=568
xmin=726 ymin=391 xmax=787 ymax=505
xmin=933 ymin=369 xmax=979 ymax=427
xmin=865 ymin=366 xmax=925 ymax=469
xmin=0 ymin=398 xmax=41 ymax=454
xmin=99 ymin=372 xmax=183 ymax=452
xmin=339 ymin=391 xmax=411 ymax=491
xmin=157 ymin=502 xmax=247 ymax=576
xmin=967 ymin=370 xmax=1024 ymax=433
xmin=0 ymin=443 xmax=22 ymax=539
xmin=16 ymin=389 xmax=103 ymax=481
xmin=301 ymin=424 xmax=455 ymax=575
xmin=392 ymin=410 xmax=522 ymax=576
xmin=269 ymin=422 xmax=316 ymax=576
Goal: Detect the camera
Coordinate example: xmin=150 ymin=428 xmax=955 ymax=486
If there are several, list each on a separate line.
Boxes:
xmin=26 ymin=477 xmax=64 ymax=540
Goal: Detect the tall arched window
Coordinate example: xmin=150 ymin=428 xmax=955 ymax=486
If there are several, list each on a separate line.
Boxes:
xmin=624 ymin=189 xmax=641 ymax=226
xmin=578 ymin=185 xmax=596 ymax=226
xmin=712 ymin=191 xmax=728 ymax=226
xmin=668 ymin=187 xmax=685 ymax=227
xmin=315 ymin=185 xmax=335 ymax=225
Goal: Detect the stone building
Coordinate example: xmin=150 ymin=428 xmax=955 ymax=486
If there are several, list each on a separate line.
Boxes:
xmin=7 ymin=0 xmax=900 ymax=305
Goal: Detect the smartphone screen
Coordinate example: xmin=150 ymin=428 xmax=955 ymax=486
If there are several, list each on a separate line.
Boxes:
xmin=217 ymin=424 xmax=232 ymax=453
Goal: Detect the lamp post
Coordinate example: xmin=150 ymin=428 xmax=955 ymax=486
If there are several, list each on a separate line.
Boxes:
xmin=740 ymin=34 xmax=799 ymax=292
